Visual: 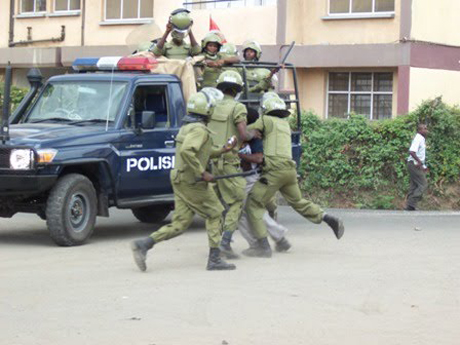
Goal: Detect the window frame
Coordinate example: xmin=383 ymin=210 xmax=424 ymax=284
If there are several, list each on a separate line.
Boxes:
xmin=53 ymin=0 xmax=81 ymax=13
xmin=326 ymin=71 xmax=393 ymax=120
xmin=104 ymin=0 xmax=154 ymax=22
xmin=20 ymin=0 xmax=47 ymax=15
xmin=184 ymin=0 xmax=276 ymax=11
xmin=327 ymin=0 xmax=395 ymax=16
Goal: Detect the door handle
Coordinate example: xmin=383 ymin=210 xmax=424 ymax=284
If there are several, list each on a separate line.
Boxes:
xmin=164 ymin=140 xmax=175 ymax=148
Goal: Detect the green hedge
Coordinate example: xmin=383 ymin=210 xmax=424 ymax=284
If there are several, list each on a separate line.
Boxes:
xmin=0 ymin=86 xmax=29 ymax=113
xmin=299 ymin=98 xmax=460 ymax=210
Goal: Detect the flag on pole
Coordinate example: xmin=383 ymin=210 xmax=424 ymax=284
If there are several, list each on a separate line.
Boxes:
xmin=209 ymin=15 xmax=227 ymax=43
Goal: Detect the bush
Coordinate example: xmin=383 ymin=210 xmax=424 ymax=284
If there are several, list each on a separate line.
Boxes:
xmin=0 ymin=86 xmax=29 ymax=114
xmin=300 ymin=98 xmax=460 ymax=210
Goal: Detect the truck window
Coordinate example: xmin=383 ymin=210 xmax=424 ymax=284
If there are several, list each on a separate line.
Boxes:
xmin=128 ymin=85 xmax=170 ymax=129
xmin=25 ymin=81 xmax=128 ymax=124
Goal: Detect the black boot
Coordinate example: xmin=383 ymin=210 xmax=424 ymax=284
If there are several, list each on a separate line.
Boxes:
xmin=219 ymin=230 xmax=239 ymax=259
xmin=207 ymin=248 xmax=236 ymax=271
xmin=242 ymin=237 xmax=272 ymax=258
xmin=275 ymin=237 xmax=291 ymax=252
xmin=323 ymin=214 xmax=345 ymax=240
xmin=130 ymin=237 xmax=155 ymax=272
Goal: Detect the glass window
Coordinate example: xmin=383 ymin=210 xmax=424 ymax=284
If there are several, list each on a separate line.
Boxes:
xmin=105 ymin=0 xmax=153 ymax=20
xmin=375 ymin=0 xmax=395 ymax=12
xmin=21 ymin=0 xmax=46 ymax=13
xmin=329 ymin=0 xmax=395 ymax=14
xmin=55 ymin=0 xmax=81 ymax=11
xmin=328 ymin=72 xmax=393 ymax=120
xmin=26 ymin=81 xmax=128 ymax=124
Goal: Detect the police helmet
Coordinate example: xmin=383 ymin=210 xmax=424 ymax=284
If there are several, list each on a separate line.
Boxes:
xmin=201 ymin=32 xmax=224 ymax=52
xmin=216 ymin=70 xmax=244 ymax=93
xmin=169 ymin=8 xmax=193 ymax=34
xmin=242 ymin=40 xmax=262 ymax=60
xmin=261 ymin=96 xmax=291 ymax=118
xmin=220 ymin=43 xmax=238 ymax=58
xmin=187 ymin=91 xmax=216 ymax=117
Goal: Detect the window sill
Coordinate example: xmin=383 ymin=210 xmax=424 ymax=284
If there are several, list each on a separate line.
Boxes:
xmin=100 ymin=19 xmax=153 ymax=26
xmin=15 ymin=13 xmax=47 ymax=19
xmin=48 ymin=11 xmax=81 ymax=17
xmin=322 ymin=13 xmax=395 ymax=20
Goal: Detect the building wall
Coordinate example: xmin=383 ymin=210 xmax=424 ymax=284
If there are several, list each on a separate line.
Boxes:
xmin=285 ymin=0 xmax=401 ymax=45
xmin=411 ymin=0 xmax=460 ymax=46
xmin=409 ymin=67 xmax=460 ymax=109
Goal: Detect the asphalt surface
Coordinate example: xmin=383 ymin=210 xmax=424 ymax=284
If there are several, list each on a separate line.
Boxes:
xmin=1 ymin=207 xmax=459 ymax=345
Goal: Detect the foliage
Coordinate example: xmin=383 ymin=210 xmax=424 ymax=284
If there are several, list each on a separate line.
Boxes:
xmin=0 ymin=86 xmax=29 ymax=113
xmin=299 ymin=98 xmax=460 ymax=210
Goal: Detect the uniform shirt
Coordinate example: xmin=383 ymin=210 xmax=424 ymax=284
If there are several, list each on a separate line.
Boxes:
xmin=407 ymin=133 xmax=427 ymax=168
xmin=151 ymin=40 xmax=201 ymax=60
xmin=200 ymin=52 xmax=224 ymax=88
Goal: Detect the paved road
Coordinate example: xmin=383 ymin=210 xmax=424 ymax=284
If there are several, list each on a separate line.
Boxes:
xmin=1 ymin=208 xmax=459 ymax=345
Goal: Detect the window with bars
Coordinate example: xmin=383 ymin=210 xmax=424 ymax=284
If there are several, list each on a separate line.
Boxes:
xmin=327 ymin=72 xmax=393 ymax=120
xmin=329 ymin=0 xmax=394 ymax=14
xmin=55 ymin=0 xmax=81 ymax=12
xmin=184 ymin=0 xmax=276 ymax=10
xmin=21 ymin=0 xmax=46 ymax=13
xmin=105 ymin=0 xmax=153 ymax=20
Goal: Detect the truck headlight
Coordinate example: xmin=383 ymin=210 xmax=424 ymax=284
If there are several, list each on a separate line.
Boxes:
xmin=37 ymin=149 xmax=58 ymax=164
xmin=10 ymin=149 xmax=34 ymax=170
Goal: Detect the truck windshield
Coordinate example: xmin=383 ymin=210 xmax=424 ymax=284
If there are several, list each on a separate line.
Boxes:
xmin=25 ymin=81 xmax=128 ymax=124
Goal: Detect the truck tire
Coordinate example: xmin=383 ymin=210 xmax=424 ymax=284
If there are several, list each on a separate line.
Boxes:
xmin=132 ymin=205 xmax=171 ymax=224
xmin=46 ymin=174 xmax=97 ymax=246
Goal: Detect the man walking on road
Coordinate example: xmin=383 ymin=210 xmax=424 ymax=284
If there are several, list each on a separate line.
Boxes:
xmin=405 ymin=124 xmax=429 ymax=211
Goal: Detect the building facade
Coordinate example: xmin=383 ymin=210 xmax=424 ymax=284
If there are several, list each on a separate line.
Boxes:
xmin=0 ymin=0 xmax=459 ymax=118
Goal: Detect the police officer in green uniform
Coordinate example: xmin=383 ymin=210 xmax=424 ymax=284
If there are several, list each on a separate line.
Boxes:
xmin=199 ymin=32 xmax=240 ymax=89
xmin=244 ymin=95 xmax=345 ymax=257
xmin=242 ymin=40 xmax=274 ymax=94
xmin=130 ymin=92 xmax=236 ymax=271
xmin=207 ymin=70 xmax=258 ymax=259
xmin=151 ymin=8 xmax=201 ymax=59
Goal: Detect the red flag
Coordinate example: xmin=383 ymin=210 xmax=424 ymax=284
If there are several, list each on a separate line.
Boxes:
xmin=209 ymin=15 xmax=227 ymax=43
xmin=209 ymin=15 xmax=221 ymax=31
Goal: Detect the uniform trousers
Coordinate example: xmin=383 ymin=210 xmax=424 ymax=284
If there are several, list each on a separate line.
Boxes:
xmin=150 ymin=176 xmax=224 ymax=248
xmin=406 ymin=161 xmax=428 ymax=209
xmin=246 ymin=166 xmax=324 ymax=239
xmin=238 ymin=173 xmax=287 ymax=246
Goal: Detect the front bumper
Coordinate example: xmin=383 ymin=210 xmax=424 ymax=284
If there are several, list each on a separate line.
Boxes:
xmin=0 ymin=173 xmax=57 ymax=196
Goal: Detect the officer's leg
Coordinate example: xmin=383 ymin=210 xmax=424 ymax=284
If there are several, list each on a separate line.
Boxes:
xmin=244 ymin=172 xmax=281 ymax=257
xmin=187 ymin=183 xmax=235 ymax=270
xmin=238 ymin=174 xmax=259 ymax=249
xmin=131 ymin=192 xmax=194 ymax=272
xmin=279 ymin=168 xmax=344 ymax=239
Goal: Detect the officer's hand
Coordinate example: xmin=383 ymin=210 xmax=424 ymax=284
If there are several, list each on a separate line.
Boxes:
xmin=251 ymin=130 xmax=263 ymax=139
xmin=166 ymin=23 xmax=173 ymax=33
xmin=205 ymin=60 xmax=219 ymax=68
xmin=202 ymin=171 xmax=214 ymax=182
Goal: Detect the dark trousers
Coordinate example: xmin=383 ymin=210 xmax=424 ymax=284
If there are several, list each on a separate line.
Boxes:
xmin=406 ymin=161 xmax=428 ymax=209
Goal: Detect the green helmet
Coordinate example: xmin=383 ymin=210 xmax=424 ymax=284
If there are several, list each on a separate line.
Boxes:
xmin=216 ymin=70 xmax=244 ymax=93
xmin=169 ymin=8 xmax=193 ymax=34
xmin=220 ymin=43 xmax=238 ymax=58
xmin=201 ymin=87 xmax=224 ymax=103
xmin=201 ymin=32 xmax=223 ymax=52
xmin=260 ymin=91 xmax=280 ymax=106
xmin=262 ymin=96 xmax=290 ymax=118
xmin=242 ymin=40 xmax=262 ymax=60
xmin=187 ymin=92 xmax=216 ymax=117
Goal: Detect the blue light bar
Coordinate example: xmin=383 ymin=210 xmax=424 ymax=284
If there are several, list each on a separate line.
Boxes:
xmin=72 ymin=58 xmax=100 ymax=72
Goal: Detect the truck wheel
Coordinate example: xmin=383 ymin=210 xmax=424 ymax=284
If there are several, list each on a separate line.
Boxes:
xmin=46 ymin=174 xmax=97 ymax=246
xmin=132 ymin=205 xmax=171 ymax=224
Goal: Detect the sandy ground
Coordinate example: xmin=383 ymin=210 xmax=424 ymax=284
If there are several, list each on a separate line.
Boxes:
xmin=1 ymin=208 xmax=459 ymax=345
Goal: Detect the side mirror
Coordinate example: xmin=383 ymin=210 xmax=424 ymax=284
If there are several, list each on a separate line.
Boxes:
xmin=132 ymin=110 xmax=155 ymax=135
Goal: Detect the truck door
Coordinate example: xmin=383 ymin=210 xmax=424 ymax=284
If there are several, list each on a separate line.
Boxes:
xmin=117 ymin=84 xmax=179 ymax=200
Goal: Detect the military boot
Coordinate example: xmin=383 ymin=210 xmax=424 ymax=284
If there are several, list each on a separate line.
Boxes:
xmin=219 ymin=230 xmax=240 ymax=259
xmin=130 ymin=237 xmax=155 ymax=272
xmin=323 ymin=214 xmax=345 ymax=240
xmin=275 ymin=237 xmax=291 ymax=252
xmin=242 ymin=237 xmax=272 ymax=258
xmin=207 ymin=248 xmax=236 ymax=271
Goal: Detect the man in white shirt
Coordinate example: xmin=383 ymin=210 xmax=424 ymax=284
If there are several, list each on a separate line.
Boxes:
xmin=405 ymin=124 xmax=429 ymax=211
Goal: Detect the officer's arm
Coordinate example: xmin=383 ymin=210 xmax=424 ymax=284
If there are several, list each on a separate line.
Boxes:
xmin=152 ymin=24 xmax=172 ymax=57
xmin=180 ymin=127 xmax=208 ymax=179
xmin=248 ymin=78 xmax=271 ymax=93
xmin=247 ymin=118 xmax=265 ymax=138
xmin=189 ymin=29 xmax=201 ymax=56
xmin=234 ymin=103 xmax=256 ymax=141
